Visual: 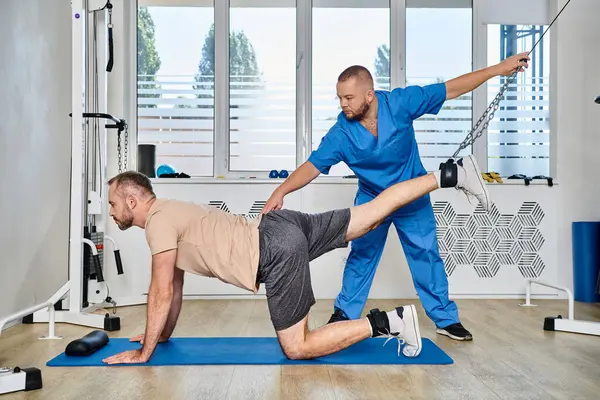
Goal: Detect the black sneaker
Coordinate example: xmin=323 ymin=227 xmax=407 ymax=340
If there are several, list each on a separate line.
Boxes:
xmin=436 ymin=323 xmax=473 ymax=341
xmin=327 ymin=308 xmax=349 ymax=324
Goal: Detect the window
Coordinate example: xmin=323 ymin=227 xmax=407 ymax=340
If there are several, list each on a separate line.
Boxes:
xmin=406 ymin=3 xmax=473 ymax=171
xmin=229 ymin=2 xmax=296 ymax=172
xmin=137 ymin=3 xmax=215 ymax=177
xmin=133 ymin=1 xmax=555 ymax=179
xmin=487 ymin=24 xmax=550 ymax=177
xmin=311 ymin=1 xmax=390 ymax=177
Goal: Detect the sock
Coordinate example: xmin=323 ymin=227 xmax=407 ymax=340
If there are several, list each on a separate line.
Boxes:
xmin=433 ymin=170 xmax=442 ymax=187
xmin=456 ymin=160 xmax=466 ymax=186
xmin=456 ymin=166 xmax=465 ymax=186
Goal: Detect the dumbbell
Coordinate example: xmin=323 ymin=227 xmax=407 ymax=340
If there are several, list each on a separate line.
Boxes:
xmin=269 ymin=170 xmax=289 ymax=179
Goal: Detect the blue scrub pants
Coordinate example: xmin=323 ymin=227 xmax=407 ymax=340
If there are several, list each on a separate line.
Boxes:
xmin=334 ymin=191 xmax=459 ymax=328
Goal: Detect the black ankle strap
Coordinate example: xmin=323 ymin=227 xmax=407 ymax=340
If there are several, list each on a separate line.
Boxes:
xmin=367 ymin=308 xmax=389 ymax=337
xmin=439 ymin=159 xmax=458 ymax=188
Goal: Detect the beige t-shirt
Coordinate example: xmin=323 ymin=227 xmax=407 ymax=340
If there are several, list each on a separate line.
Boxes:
xmin=144 ymin=198 xmax=262 ymax=293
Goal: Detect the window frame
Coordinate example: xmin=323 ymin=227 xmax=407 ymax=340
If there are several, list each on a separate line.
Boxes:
xmin=405 ymin=0 xmax=474 ymax=171
xmin=473 ymin=0 xmax=556 ymax=177
xmin=128 ymin=0 xmax=556 ymax=181
xmin=220 ymin=0 xmax=301 ymax=178
xmin=214 ymin=0 xmax=229 ymax=177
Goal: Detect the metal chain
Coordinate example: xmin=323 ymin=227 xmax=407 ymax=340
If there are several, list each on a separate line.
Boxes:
xmin=123 ymin=124 xmax=129 ymax=172
xmin=451 ymin=0 xmax=571 ymax=159
xmin=116 ymin=122 xmax=129 ymax=174
xmin=452 ymin=71 xmax=518 ymax=158
xmin=117 ymin=132 xmax=122 ymax=173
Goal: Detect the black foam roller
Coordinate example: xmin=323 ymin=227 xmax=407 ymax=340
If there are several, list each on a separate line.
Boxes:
xmin=138 ymin=144 xmax=156 ymax=178
xmin=65 ymin=330 xmax=109 ymax=356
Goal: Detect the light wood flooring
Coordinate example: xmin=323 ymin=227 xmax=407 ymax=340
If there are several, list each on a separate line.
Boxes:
xmin=1 ymin=298 xmax=599 ymax=400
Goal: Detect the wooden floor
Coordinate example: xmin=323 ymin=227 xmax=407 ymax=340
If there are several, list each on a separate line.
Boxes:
xmin=1 ymin=298 xmax=599 ymax=400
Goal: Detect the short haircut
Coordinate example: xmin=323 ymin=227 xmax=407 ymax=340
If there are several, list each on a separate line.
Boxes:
xmin=337 ymin=65 xmax=374 ymax=87
xmin=108 ymin=171 xmax=156 ymax=199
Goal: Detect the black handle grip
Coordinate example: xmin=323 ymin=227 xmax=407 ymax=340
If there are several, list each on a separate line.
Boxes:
xmin=114 ymin=250 xmax=124 ymax=275
xmin=68 ymin=113 xmax=126 ymax=131
xmin=69 ymin=112 xmax=120 ymax=124
xmin=93 ymin=254 xmax=104 ymax=282
xmin=595 ymin=95 xmax=600 ymax=104
xmin=106 ymin=25 xmax=114 ymax=72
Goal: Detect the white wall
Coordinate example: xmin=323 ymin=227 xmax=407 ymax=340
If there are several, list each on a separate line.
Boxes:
xmin=101 ymin=179 xmax=559 ymax=304
xmin=555 ymin=0 xmax=600 ymax=294
xmin=100 ymin=0 xmax=599 ymax=304
xmin=0 ymin=1 xmax=71 ymax=323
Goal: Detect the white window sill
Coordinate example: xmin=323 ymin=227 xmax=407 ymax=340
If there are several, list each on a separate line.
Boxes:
xmin=150 ymin=176 xmax=360 ymax=184
xmin=150 ymin=177 xmax=558 ymax=186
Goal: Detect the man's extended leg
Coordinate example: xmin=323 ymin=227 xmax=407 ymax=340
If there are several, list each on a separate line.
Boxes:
xmin=345 ymin=155 xmax=490 ymax=243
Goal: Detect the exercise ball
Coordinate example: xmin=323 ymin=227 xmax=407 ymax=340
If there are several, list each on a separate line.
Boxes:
xmin=157 ymin=164 xmax=177 ymax=177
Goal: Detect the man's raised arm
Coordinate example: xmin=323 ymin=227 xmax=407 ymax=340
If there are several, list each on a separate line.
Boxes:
xmin=445 ymin=52 xmax=530 ymax=100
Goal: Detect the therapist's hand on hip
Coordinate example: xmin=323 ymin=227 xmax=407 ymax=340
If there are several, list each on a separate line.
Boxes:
xmin=262 ymin=161 xmax=321 ymax=214
xmin=262 ymin=192 xmax=284 ymax=214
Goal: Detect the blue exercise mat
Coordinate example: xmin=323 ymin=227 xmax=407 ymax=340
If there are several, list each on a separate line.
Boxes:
xmin=47 ymin=337 xmax=453 ymax=366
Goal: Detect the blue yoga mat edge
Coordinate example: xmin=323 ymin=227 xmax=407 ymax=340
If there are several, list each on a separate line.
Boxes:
xmin=47 ymin=337 xmax=453 ymax=366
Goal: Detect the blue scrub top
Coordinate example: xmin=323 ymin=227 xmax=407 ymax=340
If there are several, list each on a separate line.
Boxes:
xmin=308 ymin=83 xmax=447 ymax=211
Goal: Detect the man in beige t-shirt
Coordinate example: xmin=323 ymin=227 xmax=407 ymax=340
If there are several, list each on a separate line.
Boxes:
xmin=144 ymin=198 xmax=262 ymax=294
xmin=102 ymin=155 xmax=489 ymax=365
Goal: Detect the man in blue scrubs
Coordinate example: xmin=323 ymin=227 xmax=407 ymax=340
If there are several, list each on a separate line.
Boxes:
xmin=261 ymin=52 xmax=529 ymax=340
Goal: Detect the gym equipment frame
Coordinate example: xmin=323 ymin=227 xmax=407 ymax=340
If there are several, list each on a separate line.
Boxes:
xmin=0 ymin=0 xmax=124 ymax=340
xmin=520 ymin=279 xmax=600 ymax=336
xmin=0 ymin=367 xmax=42 ymax=396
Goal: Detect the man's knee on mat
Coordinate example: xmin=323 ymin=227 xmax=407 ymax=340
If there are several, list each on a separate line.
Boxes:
xmin=280 ymin=342 xmax=311 ymax=360
xmin=276 ymin=316 xmax=312 ymax=360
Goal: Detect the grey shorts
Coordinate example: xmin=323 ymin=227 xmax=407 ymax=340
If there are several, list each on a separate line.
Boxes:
xmin=257 ymin=208 xmax=351 ymax=331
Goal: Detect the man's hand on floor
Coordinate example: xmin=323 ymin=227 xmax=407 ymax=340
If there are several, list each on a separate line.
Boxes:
xmin=102 ymin=349 xmax=149 ymax=365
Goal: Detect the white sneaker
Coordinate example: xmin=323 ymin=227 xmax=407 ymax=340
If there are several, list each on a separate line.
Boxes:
xmin=384 ymin=305 xmax=422 ymax=357
xmin=456 ymin=155 xmax=491 ymax=212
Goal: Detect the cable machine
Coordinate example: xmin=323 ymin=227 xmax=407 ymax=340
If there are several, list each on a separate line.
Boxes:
xmin=0 ymin=0 xmax=128 ymax=341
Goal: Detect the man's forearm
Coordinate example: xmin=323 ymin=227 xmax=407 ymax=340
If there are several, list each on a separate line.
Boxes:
xmin=445 ymin=65 xmax=499 ymax=100
xmin=161 ymin=288 xmax=182 ymax=339
xmin=274 ymin=161 xmax=320 ymax=197
xmin=140 ymin=288 xmax=173 ymax=359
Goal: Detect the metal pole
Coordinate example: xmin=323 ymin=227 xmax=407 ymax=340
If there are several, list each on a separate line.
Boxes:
xmin=70 ymin=0 xmax=86 ymax=315
xmin=48 ymin=306 xmax=55 ymax=338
